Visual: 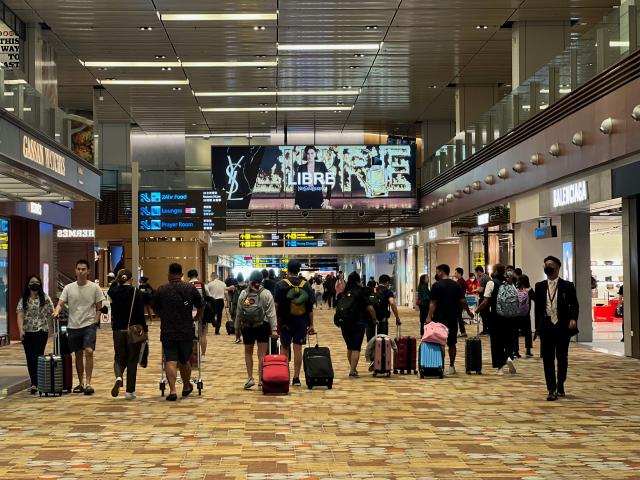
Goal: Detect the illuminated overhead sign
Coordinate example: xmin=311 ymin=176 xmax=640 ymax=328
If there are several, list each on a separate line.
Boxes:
xmin=552 ymin=180 xmax=588 ymax=209
xmin=28 ymin=202 xmax=42 ymax=216
xmin=428 ymin=228 xmax=437 ymax=240
xmin=237 ymin=231 xmax=374 ymax=248
xmin=477 ymin=213 xmax=490 ymax=226
xmin=57 ymin=229 xmax=95 ymax=238
xmin=139 ymin=189 xmax=226 ymax=231
xmin=21 ymin=134 xmax=66 ymax=176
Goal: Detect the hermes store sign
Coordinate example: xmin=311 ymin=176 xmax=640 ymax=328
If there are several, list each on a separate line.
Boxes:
xmin=22 ymin=135 xmax=66 ymax=176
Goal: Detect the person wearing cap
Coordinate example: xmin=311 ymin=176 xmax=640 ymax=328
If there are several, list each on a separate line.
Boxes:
xmin=107 ymin=272 xmax=116 ymax=286
xmin=107 ymin=269 xmax=147 ymax=400
xmin=274 ymin=259 xmax=316 ymax=387
xmin=235 ymin=270 xmax=278 ymax=389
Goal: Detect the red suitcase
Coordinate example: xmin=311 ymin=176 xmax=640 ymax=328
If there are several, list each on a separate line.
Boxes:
xmin=262 ymin=341 xmax=290 ymax=395
xmin=393 ymin=326 xmax=417 ymax=374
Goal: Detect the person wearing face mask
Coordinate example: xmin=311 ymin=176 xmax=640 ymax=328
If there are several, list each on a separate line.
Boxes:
xmin=17 ymin=275 xmax=54 ymax=394
xmin=533 ymin=256 xmax=579 ymax=401
xmin=107 ymin=269 xmax=147 ymax=400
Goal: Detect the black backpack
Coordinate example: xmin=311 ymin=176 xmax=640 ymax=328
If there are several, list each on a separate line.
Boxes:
xmin=334 ymin=290 xmax=359 ymax=327
xmin=230 ymin=284 xmax=247 ymax=320
xmin=373 ymin=288 xmax=391 ymax=320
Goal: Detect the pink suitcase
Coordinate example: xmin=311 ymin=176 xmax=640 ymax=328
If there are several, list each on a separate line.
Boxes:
xmin=373 ymin=336 xmax=393 ymax=377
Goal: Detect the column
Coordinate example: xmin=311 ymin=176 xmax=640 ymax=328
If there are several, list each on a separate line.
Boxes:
xmin=421 ymin=120 xmax=455 ymax=158
xmin=458 ymin=235 xmax=470 ymax=276
xmin=622 ymin=197 xmax=640 ymax=358
xmin=455 ymin=85 xmax=500 ymax=134
xmin=512 ymin=21 xmax=571 ymax=89
xmin=561 ymin=213 xmax=592 ymax=342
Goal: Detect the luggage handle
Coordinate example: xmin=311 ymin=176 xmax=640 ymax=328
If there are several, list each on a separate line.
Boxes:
xmin=307 ymin=332 xmax=319 ymax=347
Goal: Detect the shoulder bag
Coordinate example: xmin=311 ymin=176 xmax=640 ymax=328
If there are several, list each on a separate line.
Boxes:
xmin=127 ymin=287 xmax=147 ymax=344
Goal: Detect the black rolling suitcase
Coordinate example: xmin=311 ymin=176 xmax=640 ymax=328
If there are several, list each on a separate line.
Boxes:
xmin=303 ymin=334 xmax=334 ymax=389
xmin=465 ymin=315 xmax=483 ymax=374
xmin=37 ymin=317 xmax=64 ymax=396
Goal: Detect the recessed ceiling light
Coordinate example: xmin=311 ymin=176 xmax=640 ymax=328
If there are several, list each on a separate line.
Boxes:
xmin=139 ymin=26 xmax=153 ymax=31
xmin=365 ymin=25 xmax=378 ymax=30
xmin=201 ymin=106 xmax=353 ymax=112
xmin=258 ymin=86 xmax=268 ymax=90
xmin=155 ymin=55 xmax=167 ymax=59
xmin=336 ymin=102 xmax=344 ymax=105
xmin=97 ymin=67 xmax=108 ymax=71
xmin=260 ymin=103 xmax=269 ymax=106
xmin=253 ymin=25 xmax=266 ymax=30
xmin=257 ymin=66 xmax=267 ymax=70
xmin=342 ymin=85 xmax=351 ymax=89
xmin=475 ymin=25 xmax=488 ymax=30
xmin=191 ymin=123 xmax=197 ymax=126
xmin=99 ymin=79 xmax=190 ymax=85
xmin=162 ymin=67 xmax=172 ymax=71
xmin=172 ymin=86 xmax=182 ymax=91
xmin=349 ymin=66 xmax=360 ymax=69
xmin=428 ymin=85 xmax=437 ymax=89
xmin=255 ymin=55 xmax=267 ymax=58
xmin=354 ymin=54 xmax=365 ymax=58
xmin=160 ymin=13 xmax=278 ymax=21
xmin=278 ymin=43 xmax=382 ymax=51
xmin=260 ymin=110 xmax=270 ymax=114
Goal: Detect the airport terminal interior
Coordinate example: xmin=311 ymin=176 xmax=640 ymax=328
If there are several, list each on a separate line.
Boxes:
xmin=0 ymin=0 xmax=640 ymax=478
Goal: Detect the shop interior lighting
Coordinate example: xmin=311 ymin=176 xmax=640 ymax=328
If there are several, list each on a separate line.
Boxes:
xmin=610 ymin=41 xmax=630 ymax=48
xmin=160 ymin=13 xmax=278 ymax=21
xmin=200 ymin=106 xmax=353 ymax=112
xmin=195 ymin=89 xmax=360 ymax=97
xmin=277 ymin=43 xmax=382 ymax=51
xmin=99 ymin=79 xmax=190 ymax=85
xmin=4 ymin=79 xmax=27 ymax=85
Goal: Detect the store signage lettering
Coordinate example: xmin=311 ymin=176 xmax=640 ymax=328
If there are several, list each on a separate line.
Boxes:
xmin=477 ymin=213 xmax=490 ymax=226
xmin=22 ymin=135 xmax=66 ymax=176
xmin=428 ymin=229 xmax=437 ymax=240
xmin=552 ymin=181 xmax=588 ymax=208
xmin=0 ymin=24 xmax=19 ymax=69
xmin=57 ymin=229 xmax=95 ymax=238
xmin=28 ymin=202 xmax=42 ymax=216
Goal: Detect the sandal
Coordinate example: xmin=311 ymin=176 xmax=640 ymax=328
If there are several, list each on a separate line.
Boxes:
xmin=73 ymin=384 xmax=85 ymax=394
xmin=166 ymin=393 xmax=177 ymax=401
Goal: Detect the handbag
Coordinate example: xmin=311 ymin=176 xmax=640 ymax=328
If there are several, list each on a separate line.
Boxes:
xmin=127 ymin=287 xmax=147 ymax=344
xmin=422 ymin=321 xmax=449 ymax=345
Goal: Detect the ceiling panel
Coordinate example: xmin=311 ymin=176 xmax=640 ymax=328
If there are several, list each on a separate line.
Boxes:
xmin=6 ymin=0 xmax=618 ymax=134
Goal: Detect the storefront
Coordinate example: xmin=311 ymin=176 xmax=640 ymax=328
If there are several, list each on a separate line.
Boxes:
xmin=0 ymin=112 xmax=101 ymax=342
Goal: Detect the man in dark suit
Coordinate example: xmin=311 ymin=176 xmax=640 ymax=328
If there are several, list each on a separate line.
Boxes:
xmin=533 ymin=255 xmax=579 ymax=401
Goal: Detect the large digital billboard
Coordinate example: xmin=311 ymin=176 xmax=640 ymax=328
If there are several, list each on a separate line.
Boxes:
xmin=212 ymin=145 xmax=416 ymax=210
xmin=138 ymin=190 xmax=226 ymax=231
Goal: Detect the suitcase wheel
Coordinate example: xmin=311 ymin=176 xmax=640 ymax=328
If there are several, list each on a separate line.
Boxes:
xmin=387 ymin=372 xmax=391 ymax=377
xmin=197 ymin=380 xmax=203 ymax=395
xmin=327 ymin=380 xmax=333 ymax=390
xmin=466 ymin=370 xmax=471 ymax=375
xmin=477 ymin=371 xmax=482 ymax=375
xmin=372 ymin=372 xmax=376 ymax=377
xmin=419 ymin=374 xmax=424 ymax=379
xmin=393 ymin=369 xmax=397 ymax=374
xmin=159 ymin=381 xmax=166 ymax=397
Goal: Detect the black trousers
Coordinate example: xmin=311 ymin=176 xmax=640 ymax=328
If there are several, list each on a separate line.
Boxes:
xmin=113 ymin=330 xmax=142 ymax=393
xmin=458 ymin=316 xmax=467 ymax=335
xmin=366 ymin=318 xmax=388 ymax=343
xmin=540 ymin=319 xmax=570 ymax=393
xmin=419 ymin=304 xmax=429 ymax=337
xmin=23 ymin=331 xmax=48 ymax=387
xmin=327 ymin=292 xmax=336 ymax=308
xmin=480 ymin=309 xmax=490 ymax=334
xmin=513 ymin=315 xmax=533 ymax=354
xmin=213 ymin=299 xmax=224 ymax=333
xmin=489 ymin=315 xmax=510 ymax=369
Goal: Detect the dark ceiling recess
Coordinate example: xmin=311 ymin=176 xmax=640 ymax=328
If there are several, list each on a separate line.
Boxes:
xmin=500 ymin=21 xmax=514 ymax=29
xmin=0 ymin=1 xmax=26 ymax=39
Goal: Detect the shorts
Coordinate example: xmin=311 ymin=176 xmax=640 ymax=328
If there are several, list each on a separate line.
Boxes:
xmin=241 ymin=322 xmax=271 ymax=345
xmin=280 ymin=316 xmax=309 ymax=346
xmin=162 ymin=339 xmax=193 ymax=364
xmin=443 ymin=320 xmax=458 ymax=347
xmin=67 ymin=324 xmax=97 ymax=352
xmin=341 ymin=322 xmax=366 ymax=352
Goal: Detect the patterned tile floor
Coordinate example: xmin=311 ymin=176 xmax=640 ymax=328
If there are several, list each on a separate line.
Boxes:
xmin=0 ymin=306 xmax=639 ymax=479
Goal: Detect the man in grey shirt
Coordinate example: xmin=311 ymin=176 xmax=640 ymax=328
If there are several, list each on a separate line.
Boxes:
xmin=54 ymin=259 xmax=105 ymax=395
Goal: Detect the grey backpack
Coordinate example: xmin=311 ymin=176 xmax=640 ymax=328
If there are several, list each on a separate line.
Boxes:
xmin=239 ymin=287 xmax=266 ymax=328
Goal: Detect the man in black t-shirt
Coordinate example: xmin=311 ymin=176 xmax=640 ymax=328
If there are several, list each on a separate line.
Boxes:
xmin=366 ymin=274 xmax=401 ymax=341
xmin=426 ymin=264 xmax=473 ymax=375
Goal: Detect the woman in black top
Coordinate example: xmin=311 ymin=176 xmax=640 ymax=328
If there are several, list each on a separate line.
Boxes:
xmin=108 ymin=269 xmax=147 ymax=399
xmin=417 ymin=274 xmax=431 ymax=337
xmin=293 ymin=146 xmax=333 ymax=209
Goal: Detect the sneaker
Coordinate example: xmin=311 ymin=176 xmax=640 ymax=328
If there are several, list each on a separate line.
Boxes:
xmin=496 ymin=367 xmax=504 ymax=376
xmin=166 ymin=393 xmax=178 ymax=401
xmin=244 ymin=378 xmax=255 ymax=390
xmin=368 ymin=361 xmax=375 ymax=372
xmin=111 ymin=377 xmax=123 ymax=398
xmin=292 ymin=377 xmax=301 ymax=386
xmin=84 ymin=385 xmax=95 ymax=396
xmin=506 ymin=357 xmax=517 ymax=374
xmin=182 ymin=383 xmax=194 ymax=397
xmin=448 ymin=365 xmax=457 ymax=375
xmin=557 ymin=385 xmax=565 ymax=397
xmin=514 ymin=353 xmax=522 ymax=359
xmin=547 ymin=391 xmax=558 ymax=401
xmin=30 ymin=386 xmax=37 ymax=395
xmin=125 ymin=392 xmax=136 ymax=400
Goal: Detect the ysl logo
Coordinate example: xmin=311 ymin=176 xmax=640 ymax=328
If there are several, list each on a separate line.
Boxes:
xmin=225 ymin=155 xmax=244 ymax=200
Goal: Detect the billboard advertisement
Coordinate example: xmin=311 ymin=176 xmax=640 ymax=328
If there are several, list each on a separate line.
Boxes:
xmin=212 ymin=145 xmax=416 ymax=210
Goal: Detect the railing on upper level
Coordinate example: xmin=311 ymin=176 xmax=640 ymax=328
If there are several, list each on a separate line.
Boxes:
xmin=422 ymin=6 xmax=638 ymax=192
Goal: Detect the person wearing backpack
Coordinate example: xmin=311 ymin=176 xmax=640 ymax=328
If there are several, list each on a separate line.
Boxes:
xmin=335 ymin=272 xmax=378 ymax=377
xmin=365 ymin=274 xmax=401 ymax=342
xmin=235 ymin=270 xmax=278 ymax=389
xmin=514 ymin=274 xmax=534 ymax=358
xmin=229 ymin=273 xmax=247 ymax=343
xmin=474 ymin=264 xmax=517 ymax=376
xmin=188 ymin=270 xmax=214 ymax=362
xmin=274 ymin=259 xmax=316 ymax=387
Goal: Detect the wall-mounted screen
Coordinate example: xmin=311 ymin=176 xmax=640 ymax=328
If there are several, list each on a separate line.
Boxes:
xmin=138 ymin=190 xmax=226 ymax=231
xmin=212 ymin=145 xmax=416 ymax=210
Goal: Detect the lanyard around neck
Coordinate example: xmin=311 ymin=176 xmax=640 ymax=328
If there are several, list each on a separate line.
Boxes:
xmin=547 ymin=281 xmax=558 ymax=305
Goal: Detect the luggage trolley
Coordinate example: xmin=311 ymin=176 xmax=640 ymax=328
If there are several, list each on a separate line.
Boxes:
xmin=159 ymin=317 xmax=204 ymax=396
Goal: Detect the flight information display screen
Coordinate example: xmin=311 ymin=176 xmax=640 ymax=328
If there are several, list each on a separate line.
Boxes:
xmin=139 ymin=190 xmax=226 ymax=231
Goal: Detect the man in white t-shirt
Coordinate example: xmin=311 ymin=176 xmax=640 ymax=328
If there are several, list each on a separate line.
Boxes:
xmin=54 ymin=259 xmax=105 ymax=395
xmin=207 ymin=272 xmax=227 ymax=335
